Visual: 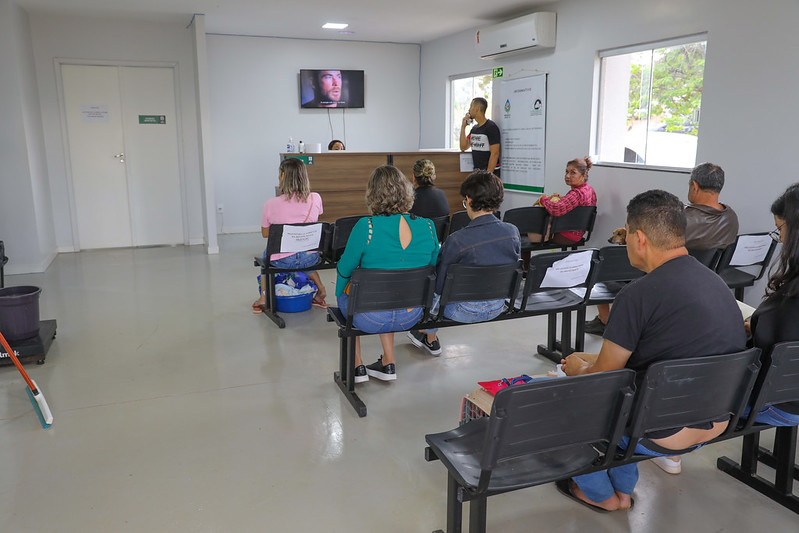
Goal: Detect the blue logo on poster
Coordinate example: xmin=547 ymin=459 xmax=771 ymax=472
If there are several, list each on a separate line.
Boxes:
xmin=504 ymin=99 xmax=511 ymax=112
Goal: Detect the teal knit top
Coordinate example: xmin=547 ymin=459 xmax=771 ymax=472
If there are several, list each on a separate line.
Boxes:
xmin=335 ymin=214 xmax=440 ymax=296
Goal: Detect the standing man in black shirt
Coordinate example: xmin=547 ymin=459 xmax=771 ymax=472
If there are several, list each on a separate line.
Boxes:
xmin=459 ymin=97 xmax=501 ymax=177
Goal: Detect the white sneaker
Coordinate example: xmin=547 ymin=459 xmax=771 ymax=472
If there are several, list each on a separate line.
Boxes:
xmin=651 ymin=456 xmax=682 ymax=474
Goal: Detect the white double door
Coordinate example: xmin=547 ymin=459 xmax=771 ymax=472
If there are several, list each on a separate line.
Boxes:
xmin=61 ymin=64 xmax=184 ymax=249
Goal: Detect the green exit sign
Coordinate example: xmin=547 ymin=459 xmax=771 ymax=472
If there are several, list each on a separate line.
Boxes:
xmin=139 ymin=115 xmax=166 ymax=125
xmin=285 ymin=155 xmax=314 ymax=165
xmin=492 ymin=67 xmax=504 ymax=79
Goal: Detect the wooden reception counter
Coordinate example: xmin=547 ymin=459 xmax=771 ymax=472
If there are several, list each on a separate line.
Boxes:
xmin=281 ymin=151 xmax=468 ymax=223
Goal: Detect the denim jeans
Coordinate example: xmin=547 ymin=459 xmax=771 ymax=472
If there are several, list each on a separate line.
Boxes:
xmin=337 ymin=294 xmax=422 ymax=334
xmin=424 ymin=294 xmax=506 ymax=334
xmin=743 ymin=404 xmax=799 ymax=426
xmin=572 ymin=436 xmax=700 ymax=502
xmin=266 ymin=250 xmax=319 ymax=270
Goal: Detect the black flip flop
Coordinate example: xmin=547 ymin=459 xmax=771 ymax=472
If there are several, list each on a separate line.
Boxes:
xmin=555 ymin=479 xmax=620 ymax=513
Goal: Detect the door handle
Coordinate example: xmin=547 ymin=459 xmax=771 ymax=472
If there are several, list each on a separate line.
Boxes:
xmin=113 ymin=153 xmax=125 ymax=158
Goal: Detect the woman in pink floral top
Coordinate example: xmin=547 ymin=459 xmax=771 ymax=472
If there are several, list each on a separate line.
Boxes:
xmin=530 ymin=156 xmax=597 ymax=245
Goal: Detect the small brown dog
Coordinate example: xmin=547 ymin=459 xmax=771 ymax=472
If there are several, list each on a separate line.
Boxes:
xmin=608 ymin=227 xmax=627 ymax=245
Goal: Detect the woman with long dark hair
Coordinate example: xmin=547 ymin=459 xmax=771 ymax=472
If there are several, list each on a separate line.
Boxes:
xmin=747 ymin=183 xmax=799 ymax=424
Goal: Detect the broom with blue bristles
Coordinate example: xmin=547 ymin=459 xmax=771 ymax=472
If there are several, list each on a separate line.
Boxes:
xmin=0 ymin=329 xmax=53 ymax=429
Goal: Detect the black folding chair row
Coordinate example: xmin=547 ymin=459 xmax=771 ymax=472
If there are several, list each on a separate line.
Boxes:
xmin=503 ymin=205 xmax=597 ymax=253
xmin=254 ymin=214 xmax=452 ymax=328
xmin=326 ymin=249 xmax=601 ymax=416
xmin=579 ymin=234 xmax=776 ymax=345
xmin=424 ymin=347 xmax=764 ymax=533
xmin=446 ymin=210 xmax=501 ymax=238
xmin=716 ymin=341 xmax=799 ymax=514
xmin=689 ymin=232 xmax=778 ymax=301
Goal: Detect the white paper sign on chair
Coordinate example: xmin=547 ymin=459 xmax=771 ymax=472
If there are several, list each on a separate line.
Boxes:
xmin=541 ymin=250 xmax=593 ymax=288
xmin=729 ymin=235 xmax=772 ymax=266
xmin=280 ymin=224 xmax=323 ymax=254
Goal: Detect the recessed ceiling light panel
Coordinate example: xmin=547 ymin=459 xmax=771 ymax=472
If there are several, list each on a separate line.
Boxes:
xmin=322 ymin=23 xmax=349 ymax=30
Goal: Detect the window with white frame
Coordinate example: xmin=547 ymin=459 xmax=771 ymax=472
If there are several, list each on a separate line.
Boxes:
xmin=595 ymin=35 xmax=707 ymax=168
xmin=450 ymin=73 xmax=493 ymax=148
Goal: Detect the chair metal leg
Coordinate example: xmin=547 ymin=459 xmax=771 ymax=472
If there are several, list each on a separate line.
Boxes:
xmin=537 ymin=312 xmax=571 ymax=363
xmin=751 ymin=430 xmax=799 ymax=483
xmin=773 ymin=426 xmax=798 ymax=493
xmin=333 ymin=335 xmax=366 ymax=417
xmin=717 ymin=427 xmax=799 ymax=514
xmin=560 ymin=310 xmax=573 ymax=356
xmin=741 ymin=432 xmax=760 ymax=475
xmin=575 ymin=306 xmax=586 ymax=352
xmin=256 ymin=269 xmax=286 ymax=328
xmin=433 ymin=474 xmax=463 ymax=533
xmin=468 ymin=495 xmax=487 ymax=533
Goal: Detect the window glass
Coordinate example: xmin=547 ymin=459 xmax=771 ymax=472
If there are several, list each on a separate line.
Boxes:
xmin=596 ymin=38 xmax=706 ymax=168
xmin=450 ymin=73 xmax=492 ymax=148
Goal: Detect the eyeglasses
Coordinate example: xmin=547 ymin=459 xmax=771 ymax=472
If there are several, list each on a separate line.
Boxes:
xmin=769 ymin=222 xmax=785 ymax=241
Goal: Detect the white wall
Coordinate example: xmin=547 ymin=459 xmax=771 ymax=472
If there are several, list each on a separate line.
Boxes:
xmin=420 ymin=0 xmax=799 ymax=304
xmin=14 ymin=4 xmax=55 ymax=267
xmin=0 ymin=0 xmax=54 ymax=274
xmin=28 ymin=13 xmax=205 ymax=250
xmin=206 ymin=35 xmax=421 ymax=233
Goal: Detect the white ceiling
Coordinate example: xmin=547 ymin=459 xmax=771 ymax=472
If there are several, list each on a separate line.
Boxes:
xmin=15 ymin=0 xmax=558 ymax=44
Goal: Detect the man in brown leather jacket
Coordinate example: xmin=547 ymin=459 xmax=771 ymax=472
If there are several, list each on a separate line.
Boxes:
xmin=684 ymin=162 xmax=739 ymax=250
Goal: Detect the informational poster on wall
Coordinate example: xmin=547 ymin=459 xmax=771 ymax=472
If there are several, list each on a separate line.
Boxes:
xmin=493 ymin=74 xmax=547 ymax=193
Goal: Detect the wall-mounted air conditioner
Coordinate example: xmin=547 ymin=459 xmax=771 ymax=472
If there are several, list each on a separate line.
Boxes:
xmin=475 ymin=12 xmax=557 ymax=60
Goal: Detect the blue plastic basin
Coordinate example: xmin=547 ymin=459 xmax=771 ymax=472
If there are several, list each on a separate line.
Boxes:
xmin=275 ymin=292 xmax=313 ymax=313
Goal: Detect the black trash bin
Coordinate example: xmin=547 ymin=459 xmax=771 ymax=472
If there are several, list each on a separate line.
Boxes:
xmin=0 ymin=286 xmax=42 ymax=341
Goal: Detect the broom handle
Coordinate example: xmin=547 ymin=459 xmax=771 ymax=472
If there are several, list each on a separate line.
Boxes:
xmin=0 ymin=330 xmax=37 ymax=392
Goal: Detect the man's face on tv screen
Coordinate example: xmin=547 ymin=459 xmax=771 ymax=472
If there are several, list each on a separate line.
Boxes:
xmin=317 ymin=70 xmax=342 ymax=103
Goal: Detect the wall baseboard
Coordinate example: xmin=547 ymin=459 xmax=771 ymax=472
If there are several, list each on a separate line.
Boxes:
xmin=218 ymin=226 xmax=260 ymax=234
xmin=4 ymin=250 xmax=58 ymax=275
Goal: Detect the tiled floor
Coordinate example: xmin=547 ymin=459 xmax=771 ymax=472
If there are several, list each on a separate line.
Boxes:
xmin=0 ymin=233 xmax=796 ymax=532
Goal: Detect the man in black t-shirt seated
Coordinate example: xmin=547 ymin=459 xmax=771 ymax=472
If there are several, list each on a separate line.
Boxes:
xmin=459 ymin=97 xmax=500 ymax=176
xmin=558 ymin=189 xmax=747 ymax=512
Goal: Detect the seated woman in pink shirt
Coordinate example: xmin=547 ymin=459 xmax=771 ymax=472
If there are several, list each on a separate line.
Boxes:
xmin=252 ymin=158 xmax=328 ymax=313
xmin=529 ymin=156 xmax=597 ymax=245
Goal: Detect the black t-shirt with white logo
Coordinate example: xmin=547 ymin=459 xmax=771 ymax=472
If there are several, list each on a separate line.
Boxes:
xmin=468 ymin=119 xmax=501 ymax=173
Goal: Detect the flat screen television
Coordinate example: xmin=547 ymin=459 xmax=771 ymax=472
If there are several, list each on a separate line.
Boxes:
xmin=300 ymin=69 xmax=364 ymax=109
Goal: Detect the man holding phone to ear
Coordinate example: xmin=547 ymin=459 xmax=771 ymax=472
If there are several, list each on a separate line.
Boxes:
xmin=460 ymin=97 xmax=501 ymax=177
